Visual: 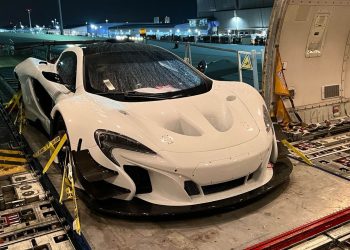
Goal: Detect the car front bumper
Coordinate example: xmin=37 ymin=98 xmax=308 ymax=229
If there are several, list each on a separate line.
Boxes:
xmin=76 ymin=156 xmax=292 ymax=217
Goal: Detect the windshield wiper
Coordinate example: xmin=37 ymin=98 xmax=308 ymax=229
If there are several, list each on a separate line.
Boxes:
xmin=124 ymin=91 xmax=177 ymax=100
xmin=96 ymin=91 xmax=184 ymax=100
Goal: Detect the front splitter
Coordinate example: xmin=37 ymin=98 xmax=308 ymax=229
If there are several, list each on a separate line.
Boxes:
xmin=76 ymin=157 xmax=293 ymax=218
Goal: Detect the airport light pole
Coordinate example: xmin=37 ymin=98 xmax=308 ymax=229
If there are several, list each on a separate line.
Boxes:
xmin=27 ymin=9 xmax=32 ymax=30
xmin=57 ymin=0 xmax=64 ymax=35
xmin=234 ymin=10 xmax=239 ymax=36
xmin=106 ymin=19 xmax=109 ymax=37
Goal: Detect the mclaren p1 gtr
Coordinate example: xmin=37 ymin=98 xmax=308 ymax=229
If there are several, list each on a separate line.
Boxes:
xmin=14 ymin=41 xmax=292 ymax=216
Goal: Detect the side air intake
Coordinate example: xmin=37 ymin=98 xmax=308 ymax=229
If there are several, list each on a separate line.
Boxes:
xmin=124 ymin=165 xmax=152 ymax=194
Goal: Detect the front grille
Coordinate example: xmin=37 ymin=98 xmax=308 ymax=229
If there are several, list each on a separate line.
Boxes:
xmin=202 ymin=177 xmax=246 ymax=195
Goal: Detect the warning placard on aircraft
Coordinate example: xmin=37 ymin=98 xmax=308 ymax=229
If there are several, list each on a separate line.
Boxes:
xmin=241 ymin=55 xmax=253 ymax=70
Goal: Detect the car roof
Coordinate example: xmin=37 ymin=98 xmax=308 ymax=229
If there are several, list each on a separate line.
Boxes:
xmin=81 ymin=42 xmax=161 ymax=55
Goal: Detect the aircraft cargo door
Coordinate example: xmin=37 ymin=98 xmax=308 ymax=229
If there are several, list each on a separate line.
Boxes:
xmin=343 ymin=31 xmax=350 ymax=99
xmin=266 ymin=0 xmax=350 ymax=123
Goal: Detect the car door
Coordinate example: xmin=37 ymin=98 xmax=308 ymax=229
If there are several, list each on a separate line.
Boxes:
xmin=31 ymin=51 xmax=77 ymax=133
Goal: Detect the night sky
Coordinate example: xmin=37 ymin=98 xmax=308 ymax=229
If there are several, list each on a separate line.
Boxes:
xmin=0 ymin=0 xmax=197 ymax=27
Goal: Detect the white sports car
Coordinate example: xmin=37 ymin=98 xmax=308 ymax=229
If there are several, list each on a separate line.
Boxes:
xmin=14 ymin=41 xmax=292 ymax=216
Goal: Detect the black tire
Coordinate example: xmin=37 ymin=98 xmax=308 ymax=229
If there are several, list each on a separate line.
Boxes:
xmin=52 ymin=114 xmax=70 ymax=172
xmin=52 ymin=115 xmax=83 ymax=193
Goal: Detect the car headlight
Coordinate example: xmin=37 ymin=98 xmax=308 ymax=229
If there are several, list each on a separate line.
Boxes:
xmin=263 ymin=105 xmax=273 ymax=133
xmin=94 ymin=130 xmax=156 ymax=165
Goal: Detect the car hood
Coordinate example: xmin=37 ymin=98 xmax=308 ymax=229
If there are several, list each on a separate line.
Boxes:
xmin=89 ymin=85 xmax=260 ymax=153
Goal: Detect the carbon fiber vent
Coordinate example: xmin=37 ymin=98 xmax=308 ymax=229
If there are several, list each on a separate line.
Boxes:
xmin=124 ymin=165 xmax=152 ymax=194
xmin=184 ymin=181 xmax=200 ymax=196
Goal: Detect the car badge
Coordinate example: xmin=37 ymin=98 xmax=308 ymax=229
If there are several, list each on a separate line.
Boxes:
xmin=161 ymin=135 xmax=174 ymax=144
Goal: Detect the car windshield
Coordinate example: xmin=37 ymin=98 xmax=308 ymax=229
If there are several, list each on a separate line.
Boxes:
xmin=84 ymin=47 xmax=211 ymax=98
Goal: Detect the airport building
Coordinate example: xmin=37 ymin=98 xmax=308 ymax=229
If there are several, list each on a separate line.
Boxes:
xmin=61 ymin=21 xmax=208 ymax=38
xmin=192 ymin=0 xmax=273 ymax=35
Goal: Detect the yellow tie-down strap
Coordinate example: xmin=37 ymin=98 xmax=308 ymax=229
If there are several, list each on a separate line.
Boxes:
xmin=15 ymin=101 xmax=26 ymax=135
xmin=60 ymin=163 xmax=81 ymax=235
xmin=42 ymin=134 xmax=68 ymax=174
xmin=281 ymin=139 xmax=313 ymax=166
xmin=5 ymin=91 xmax=22 ymax=114
xmin=33 ymin=135 xmax=62 ymax=158
xmin=39 ymin=133 xmax=81 ymax=234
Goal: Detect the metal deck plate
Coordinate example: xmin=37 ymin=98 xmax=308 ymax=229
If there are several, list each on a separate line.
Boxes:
xmin=288 ymin=132 xmax=350 ymax=180
xmin=289 ymin=221 xmax=350 ymax=250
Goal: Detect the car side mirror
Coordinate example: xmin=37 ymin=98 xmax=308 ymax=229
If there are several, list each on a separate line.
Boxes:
xmin=63 ymin=83 xmax=75 ymax=92
xmin=197 ymin=60 xmax=207 ymax=73
xmin=42 ymin=71 xmax=75 ymax=92
xmin=42 ymin=71 xmax=63 ymax=84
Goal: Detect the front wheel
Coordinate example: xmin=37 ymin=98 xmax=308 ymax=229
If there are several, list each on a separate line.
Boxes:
xmin=52 ymin=115 xmax=70 ymax=172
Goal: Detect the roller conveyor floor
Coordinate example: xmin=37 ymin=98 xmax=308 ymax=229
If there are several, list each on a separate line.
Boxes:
xmin=0 ymin=77 xmax=90 ymax=249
